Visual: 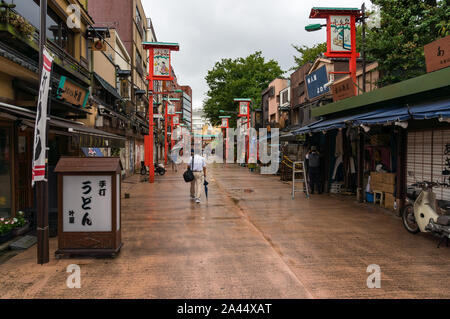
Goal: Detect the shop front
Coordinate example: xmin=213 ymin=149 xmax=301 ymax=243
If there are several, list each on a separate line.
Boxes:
xmin=295 ymin=66 xmax=450 ymax=215
xmin=0 ymin=102 xmax=126 ymax=224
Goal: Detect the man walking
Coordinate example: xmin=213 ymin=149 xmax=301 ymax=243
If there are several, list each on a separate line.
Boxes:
xmin=187 ymin=149 xmax=207 ymax=204
xmin=306 ymin=146 xmax=322 ymax=194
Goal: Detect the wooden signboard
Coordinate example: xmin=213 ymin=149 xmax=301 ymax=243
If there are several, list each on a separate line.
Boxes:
xmin=424 ymin=35 xmax=450 ymax=73
xmin=57 ymin=76 xmax=89 ymax=108
xmin=332 ymin=77 xmax=355 ymax=102
xmin=54 ymin=157 xmax=123 ymax=258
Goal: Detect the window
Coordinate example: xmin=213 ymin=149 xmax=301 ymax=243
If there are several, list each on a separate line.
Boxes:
xmin=298 ymin=82 xmax=305 ymax=97
xmin=281 ymin=90 xmax=289 ymax=105
xmin=47 ymin=6 xmax=75 ymax=55
xmin=136 ymin=6 xmax=142 ymax=26
xmin=135 ymin=50 xmax=143 ymax=76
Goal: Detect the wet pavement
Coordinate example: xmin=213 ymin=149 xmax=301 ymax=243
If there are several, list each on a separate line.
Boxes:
xmin=0 ymin=164 xmax=449 ymax=298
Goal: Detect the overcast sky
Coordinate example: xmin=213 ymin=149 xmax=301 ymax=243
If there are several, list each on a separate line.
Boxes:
xmin=142 ymin=0 xmax=371 ymax=110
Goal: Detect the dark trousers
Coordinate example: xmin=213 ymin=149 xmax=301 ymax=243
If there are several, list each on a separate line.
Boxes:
xmin=308 ymin=166 xmax=322 ymax=194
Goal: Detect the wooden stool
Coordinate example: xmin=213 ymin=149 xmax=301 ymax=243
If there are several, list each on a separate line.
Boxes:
xmin=373 ymin=190 xmax=384 ymax=206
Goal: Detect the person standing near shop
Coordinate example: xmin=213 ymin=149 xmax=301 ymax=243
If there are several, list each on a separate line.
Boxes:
xmin=306 ymin=146 xmax=322 ymax=194
xmin=187 ymin=149 xmax=207 ymax=204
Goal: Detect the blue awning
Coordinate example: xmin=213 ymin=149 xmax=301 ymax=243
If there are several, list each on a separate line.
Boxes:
xmin=352 ymin=106 xmax=409 ymax=126
xmin=293 ymin=98 xmax=450 ymax=135
xmin=410 ymin=98 xmax=450 ymax=120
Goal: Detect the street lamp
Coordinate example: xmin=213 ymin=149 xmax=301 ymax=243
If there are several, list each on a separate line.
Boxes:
xmin=305 ymin=23 xmax=326 ymax=32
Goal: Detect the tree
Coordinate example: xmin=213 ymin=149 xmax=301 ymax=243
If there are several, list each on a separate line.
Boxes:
xmin=203 ymin=51 xmax=284 ymax=127
xmin=291 ymin=42 xmax=327 ymax=70
xmin=365 ymin=0 xmax=449 ymax=86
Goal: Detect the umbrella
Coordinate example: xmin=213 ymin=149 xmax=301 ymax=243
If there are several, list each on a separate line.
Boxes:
xmin=204 ymin=180 xmax=209 ymax=199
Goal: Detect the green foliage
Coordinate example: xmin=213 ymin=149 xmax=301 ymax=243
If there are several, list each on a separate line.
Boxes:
xmin=365 ymin=0 xmax=449 ymax=86
xmin=203 ymin=51 xmax=284 ymax=126
xmin=0 ymin=212 xmax=27 ymax=235
xmin=291 ymin=42 xmax=327 ymax=70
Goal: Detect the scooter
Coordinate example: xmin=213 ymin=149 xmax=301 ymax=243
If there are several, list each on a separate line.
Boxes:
xmin=140 ymin=161 xmax=166 ymax=176
xmin=402 ymin=181 xmax=450 ymax=248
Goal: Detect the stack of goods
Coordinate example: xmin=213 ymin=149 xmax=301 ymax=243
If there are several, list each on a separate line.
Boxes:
xmin=330 ymin=182 xmax=344 ymax=194
xmin=370 ymin=172 xmax=396 ymax=210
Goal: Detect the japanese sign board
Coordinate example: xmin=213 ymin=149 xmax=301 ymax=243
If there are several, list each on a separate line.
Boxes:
xmin=239 ymin=101 xmax=250 ymax=117
xmin=221 ymin=118 xmax=229 ymax=128
xmin=55 ymin=157 xmax=123 ymax=257
xmin=330 ymin=16 xmax=352 ymax=52
xmin=332 ymin=77 xmax=355 ymax=102
xmin=167 ymin=103 xmax=175 ymax=115
xmin=57 ymin=76 xmax=89 ymax=108
xmin=32 ymin=49 xmax=53 ymax=187
xmin=63 ymin=176 xmax=112 ymax=232
xmin=306 ymin=66 xmax=330 ymax=99
xmin=153 ymin=48 xmax=170 ymax=77
xmin=143 ymin=42 xmax=179 ymax=81
xmin=424 ymin=35 xmax=450 ymax=73
xmin=173 ymin=115 xmax=180 ymax=125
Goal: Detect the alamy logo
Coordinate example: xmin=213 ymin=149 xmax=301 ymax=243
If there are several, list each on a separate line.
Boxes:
xmin=366 ymin=264 xmax=381 ymax=289
xmin=66 ymin=264 xmax=81 ymax=289
xmin=66 ymin=5 xmax=81 ymax=29
xmin=170 ymin=128 xmax=280 ymax=174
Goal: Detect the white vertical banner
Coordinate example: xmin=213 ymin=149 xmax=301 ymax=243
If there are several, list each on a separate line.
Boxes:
xmin=32 ymin=49 xmax=53 ymax=187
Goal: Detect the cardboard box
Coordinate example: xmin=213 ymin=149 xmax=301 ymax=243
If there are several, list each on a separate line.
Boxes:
xmin=371 ymin=172 xmax=381 ymax=184
xmin=382 ymin=173 xmax=396 ymax=184
xmin=385 ymin=193 xmax=396 ymax=210
xmin=381 ymin=183 xmax=395 ymax=194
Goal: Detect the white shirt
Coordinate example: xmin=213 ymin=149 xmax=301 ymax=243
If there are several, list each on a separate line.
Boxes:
xmin=189 ymin=154 xmax=206 ymax=172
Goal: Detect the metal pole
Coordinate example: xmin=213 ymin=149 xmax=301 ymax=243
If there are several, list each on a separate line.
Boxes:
xmin=164 ymin=100 xmax=168 ymax=165
xmin=147 ymin=78 xmax=155 ymax=183
xmin=247 ymin=106 xmax=250 ymax=164
xmin=36 ymin=0 xmax=49 ymax=265
xmin=362 ymin=3 xmax=367 ymax=93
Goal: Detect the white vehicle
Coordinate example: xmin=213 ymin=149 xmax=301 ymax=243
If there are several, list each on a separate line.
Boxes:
xmin=402 ymin=181 xmax=450 ymax=248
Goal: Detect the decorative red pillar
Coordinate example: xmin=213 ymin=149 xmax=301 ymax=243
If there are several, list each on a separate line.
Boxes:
xmin=142 ymin=42 xmax=179 ymax=182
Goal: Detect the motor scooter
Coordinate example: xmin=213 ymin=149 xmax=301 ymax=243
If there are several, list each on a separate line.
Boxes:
xmin=140 ymin=161 xmax=166 ymax=176
xmin=402 ymin=181 xmax=450 ymax=248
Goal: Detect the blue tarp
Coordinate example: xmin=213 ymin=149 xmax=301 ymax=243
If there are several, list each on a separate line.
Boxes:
xmin=292 ymin=98 xmax=450 ymax=135
xmin=352 ymin=106 xmax=409 ymax=126
xmin=410 ymin=98 xmax=450 ymax=120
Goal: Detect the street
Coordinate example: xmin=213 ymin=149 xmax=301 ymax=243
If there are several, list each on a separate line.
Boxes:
xmin=0 ymin=164 xmax=449 ymax=299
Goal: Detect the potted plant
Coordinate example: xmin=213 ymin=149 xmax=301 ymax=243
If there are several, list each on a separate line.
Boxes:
xmin=12 ymin=211 xmax=29 ymax=236
xmin=0 ymin=217 xmax=15 ymax=244
xmin=0 ymin=9 xmax=34 ymax=38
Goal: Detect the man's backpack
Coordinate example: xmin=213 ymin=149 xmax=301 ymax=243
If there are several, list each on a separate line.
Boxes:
xmin=308 ymin=152 xmax=320 ymax=168
xmin=183 ymin=156 xmax=195 ymax=182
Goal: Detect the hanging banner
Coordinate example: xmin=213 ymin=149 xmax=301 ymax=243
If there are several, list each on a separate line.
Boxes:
xmin=221 ymin=118 xmax=229 ymax=128
xmin=153 ymin=48 xmax=170 ymax=77
xmin=330 ymin=16 xmax=352 ymax=52
xmin=239 ymin=101 xmax=249 ymax=117
xmin=167 ymin=103 xmax=175 ymax=115
xmin=32 ymin=49 xmax=53 ymax=187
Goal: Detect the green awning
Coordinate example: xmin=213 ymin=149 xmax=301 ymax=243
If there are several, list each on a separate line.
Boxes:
xmin=312 ymin=67 xmax=450 ymax=118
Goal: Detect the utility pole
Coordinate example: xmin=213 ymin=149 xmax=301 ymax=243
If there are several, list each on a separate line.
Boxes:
xmin=37 ymin=0 xmax=49 ymax=265
xmin=362 ymin=3 xmax=367 ymax=93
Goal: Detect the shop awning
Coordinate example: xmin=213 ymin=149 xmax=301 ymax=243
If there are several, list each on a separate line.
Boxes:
xmin=94 ymin=73 xmax=122 ymax=100
xmin=410 ymin=98 xmax=450 ymax=120
xmin=354 ymin=98 xmax=450 ymax=125
xmin=0 ymin=102 xmax=126 ymax=147
xmin=352 ymin=106 xmax=410 ymax=126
